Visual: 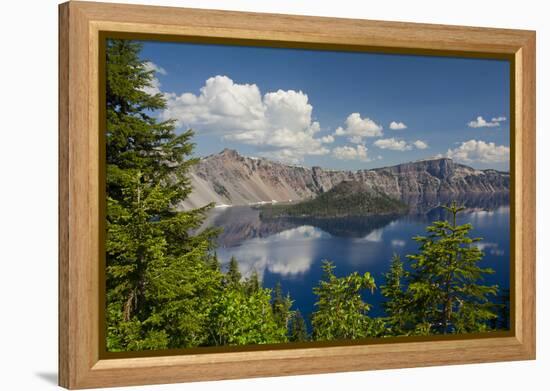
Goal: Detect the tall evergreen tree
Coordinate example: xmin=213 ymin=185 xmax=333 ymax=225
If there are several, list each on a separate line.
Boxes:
xmin=207 ymin=252 xmax=222 ymax=272
xmin=226 ymin=256 xmax=242 ymax=286
xmin=289 ymin=310 xmax=308 ymax=342
xmin=404 ymin=201 xmax=499 ymax=334
xmin=272 ymin=281 xmax=293 ymax=331
xmin=245 ymin=269 xmax=260 ymax=294
xmin=105 ymin=39 xmax=218 ymax=351
xmin=380 ymin=253 xmax=408 ymax=335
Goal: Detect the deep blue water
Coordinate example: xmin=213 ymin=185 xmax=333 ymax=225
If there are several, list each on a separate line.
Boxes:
xmin=204 ymin=194 xmax=510 ymax=326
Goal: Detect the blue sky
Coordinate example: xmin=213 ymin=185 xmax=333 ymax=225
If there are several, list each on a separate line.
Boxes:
xmin=139 ymin=40 xmax=510 ymax=171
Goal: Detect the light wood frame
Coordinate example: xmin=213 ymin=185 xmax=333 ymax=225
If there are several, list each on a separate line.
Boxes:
xmin=59 ymin=1 xmax=536 ymax=389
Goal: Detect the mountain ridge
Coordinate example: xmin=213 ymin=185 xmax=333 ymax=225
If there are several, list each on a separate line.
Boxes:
xmin=179 ymin=149 xmax=509 ymax=209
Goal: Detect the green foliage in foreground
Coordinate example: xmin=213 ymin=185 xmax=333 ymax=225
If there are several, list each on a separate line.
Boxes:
xmin=381 ymin=202 xmax=499 ymax=336
xmin=105 ymin=39 xmax=218 ymax=351
xmin=105 ymin=39 xmax=506 ymax=352
xmin=105 ymin=39 xmax=290 ymax=351
xmin=380 ymin=254 xmax=409 ymax=336
xmin=312 ymin=261 xmax=384 ymax=340
xmin=209 ymin=282 xmax=288 ymax=346
xmin=407 ymin=201 xmax=499 ymax=334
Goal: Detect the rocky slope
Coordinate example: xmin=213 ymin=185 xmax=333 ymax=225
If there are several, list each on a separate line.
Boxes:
xmin=179 ymin=149 xmax=510 ymax=209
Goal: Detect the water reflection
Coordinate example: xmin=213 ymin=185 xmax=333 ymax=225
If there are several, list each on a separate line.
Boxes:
xmin=403 ymin=191 xmax=509 ymax=214
xmin=475 ymin=241 xmax=505 ymax=256
xmin=202 ymin=206 xmax=297 ymax=247
xmin=219 ymin=225 xmax=329 ymax=279
xmin=205 ymin=192 xmax=509 ymax=247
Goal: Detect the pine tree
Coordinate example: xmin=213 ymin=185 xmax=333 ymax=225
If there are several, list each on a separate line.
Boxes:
xmin=289 ymin=310 xmax=308 ymax=342
xmin=272 ymin=281 xmax=293 ymax=331
xmin=104 ymin=39 xmax=300 ymax=351
xmin=105 ymin=39 xmax=219 ymax=351
xmin=207 ymin=252 xmax=222 ymax=272
xmin=226 ymin=256 xmax=242 ymax=286
xmin=404 ymin=201 xmax=499 ymax=334
xmin=245 ymin=269 xmax=260 ymax=294
xmin=380 ymin=253 xmax=409 ymax=335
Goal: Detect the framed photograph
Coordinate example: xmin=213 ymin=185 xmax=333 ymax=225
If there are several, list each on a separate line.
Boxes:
xmin=59 ymin=1 xmax=536 ymax=389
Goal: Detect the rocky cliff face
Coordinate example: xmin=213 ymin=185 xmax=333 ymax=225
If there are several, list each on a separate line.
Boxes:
xmin=180 ymin=149 xmax=510 ymax=209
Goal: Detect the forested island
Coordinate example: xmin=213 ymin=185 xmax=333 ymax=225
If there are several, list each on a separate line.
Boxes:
xmin=105 ymin=39 xmax=508 ymax=352
xmin=259 ymin=180 xmax=408 ymax=219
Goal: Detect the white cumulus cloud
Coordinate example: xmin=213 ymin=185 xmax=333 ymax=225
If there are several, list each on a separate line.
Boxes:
xmin=334 ymin=113 xmax=383 ymax=143
xmin=389 ymin=121 xmax=407 ymax=130
xmin=332 ymin=144 xmax=370 ymax=161
xmin=374 ymin=138 xmax=428 ymax=151
xmin=374 ymin=138 xmax=412 ymax=151
xmin=413 ymin=140 xmax=429 ymax=149
xmin=161 ymin=75 xmax=332 ymax=163
xmin=320 ymin=135 xmax=335 ymax=144
xmin=446 ymin=139 xmax=509 ymax=164
xmin=467 ymin=115 xmax=506 ymax=128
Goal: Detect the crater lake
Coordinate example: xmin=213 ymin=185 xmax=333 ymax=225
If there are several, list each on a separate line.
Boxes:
xmin=202 ymin=193 xmax=511 ymax=329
